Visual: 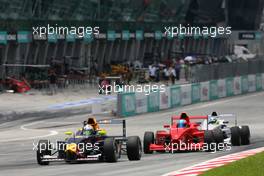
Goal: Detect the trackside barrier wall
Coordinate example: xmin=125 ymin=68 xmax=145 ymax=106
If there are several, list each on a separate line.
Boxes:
xmin=117 ymin=74 xmax=264 ymax=117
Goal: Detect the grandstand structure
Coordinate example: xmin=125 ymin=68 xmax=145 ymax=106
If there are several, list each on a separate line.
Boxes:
xmin=0 ymin=0 xmax=263 ymax=79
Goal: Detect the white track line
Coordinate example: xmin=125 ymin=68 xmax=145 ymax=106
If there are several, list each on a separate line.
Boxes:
xmin=0 ymin=121 xmax=58 ymax=143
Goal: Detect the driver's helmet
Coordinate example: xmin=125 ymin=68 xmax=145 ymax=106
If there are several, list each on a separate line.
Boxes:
xmin=209 ymin=112 xmax=218 ymax=124
xmin=83 ymin=124 xmax=94 ymax=136
xmin=178 ymin=119 xmax=187 ymax=128
xmin=209 ymin=116 xmax=218 ymax=124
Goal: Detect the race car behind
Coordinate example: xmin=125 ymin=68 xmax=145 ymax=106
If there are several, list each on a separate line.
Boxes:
xmin=202 ymin=112 xmax=251 ymax=146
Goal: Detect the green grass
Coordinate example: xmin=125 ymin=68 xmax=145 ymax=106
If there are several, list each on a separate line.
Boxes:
xmin=201 ymin=152 xmax=264 ymax=176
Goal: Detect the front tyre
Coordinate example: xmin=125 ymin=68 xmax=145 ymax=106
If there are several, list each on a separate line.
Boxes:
xmin=144 ymin=132 xmax=154 ymax=154
xmin=104 ymin=138 xmax=120 ymax=162
xmin=231 ymin=126 xmax=241 ymax=146
xmin=65 ymin=151 xmax=77 ymax=163
xmin=127 ymin=136 xmax=142 ymax=161
xmin=36 ymin=140 xmax=51 ymax=165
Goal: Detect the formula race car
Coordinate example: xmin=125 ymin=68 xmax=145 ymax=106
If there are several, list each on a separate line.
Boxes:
xmin=36 ymin=118 xmax=142 ymax=165
xmin=203 ymin=112 xmax=251 ymax=146
xmin=143 ymin=113 xmax=224 ymax=153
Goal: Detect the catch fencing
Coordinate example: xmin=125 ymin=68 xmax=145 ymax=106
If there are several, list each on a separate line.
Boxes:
xmin=189 ymin=59 xmax=264 ymax=83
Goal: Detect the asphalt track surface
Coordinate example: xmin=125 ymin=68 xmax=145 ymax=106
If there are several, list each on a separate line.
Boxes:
xmin=0 ymin=92 xmax=264 ymax=176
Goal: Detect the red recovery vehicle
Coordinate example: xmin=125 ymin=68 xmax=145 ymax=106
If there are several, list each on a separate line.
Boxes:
xmin=6 ymin=77 xmax=31 ymax=93
xmin=143 ymin=113 xmax=224 ymax=153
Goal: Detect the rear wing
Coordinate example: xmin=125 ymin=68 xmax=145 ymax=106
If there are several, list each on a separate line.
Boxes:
xmin=171 ymin=115 xmax=208 ymax=123
xmin=208 ymin=113 xmax=237 ymax=126
xmin=171 ymin=115 xmax=208 ymax=129
xmin=97 ymin=119 xmax=126 ymax=138
xmin=171 ymin=116 xmax=208 ymax=120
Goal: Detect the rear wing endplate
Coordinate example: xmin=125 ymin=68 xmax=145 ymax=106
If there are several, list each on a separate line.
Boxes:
xmin=97 ymin=119 xmax=126 ymax=137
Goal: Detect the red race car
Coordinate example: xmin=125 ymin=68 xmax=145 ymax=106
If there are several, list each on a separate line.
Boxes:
xmin=143 ymin=113 xmax=224 ymax=153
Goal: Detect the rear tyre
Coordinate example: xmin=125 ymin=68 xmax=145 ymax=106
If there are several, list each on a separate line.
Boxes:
xmin=127 ymin=136 xmax=142 ymax=161
xmin=212 ymin=128 xmax=224 ymax=150
xmin=240 ymin=126 xmax=250 ymax=145
xmin=104 ymin=138 xmax=120 ymax=162
xmin=144 ymin=132 xmax=154 ymax=154
xmin=36 ymin=140 xmax=51 ymax=165
xmin=204 ymin=130 xmax=215 ymax=152
xmin=231 ymin=126 xmax=241 ymax=146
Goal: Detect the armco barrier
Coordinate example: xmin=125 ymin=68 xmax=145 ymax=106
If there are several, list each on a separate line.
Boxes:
xmin=209 ymin=80 xmax=218 ymax=100
xmin=217 ymin=79 xmax=226 ymax=98
xmin=117 ymin=92 xmax=136 ymax=116
xmin=135 ymin=92 xmax=147 ymax=114
xmin=226 ymin=77 xmax=234 ymax=97
xmin=241 ymin=76 xmax=249 ymax=94
xmin=170 ymin=85 xmax=181 ymax=108
xmin=200 ymin=81 xmax=209 ymax=101
xmin=160 ymin=87 xmax=171 ymax=110
xmin=234 ymin=76 xmax=242 ymax=95
xmin=262 ymin=73 xmax=264 ymax=89
xmin=181 ymin=84 xmax=192 ymax=106
xmin=117 ymin=74 xmax=264 ymax=117
xmin=256 ymin=74 xmax=262 ymax=91
xmin=191 ymin=83 xmax=201 ymax=103
xmin=147 ymin=91 xmax=160 ymax=112
xmin=248 ymin=74 xmax=256 ymax=92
